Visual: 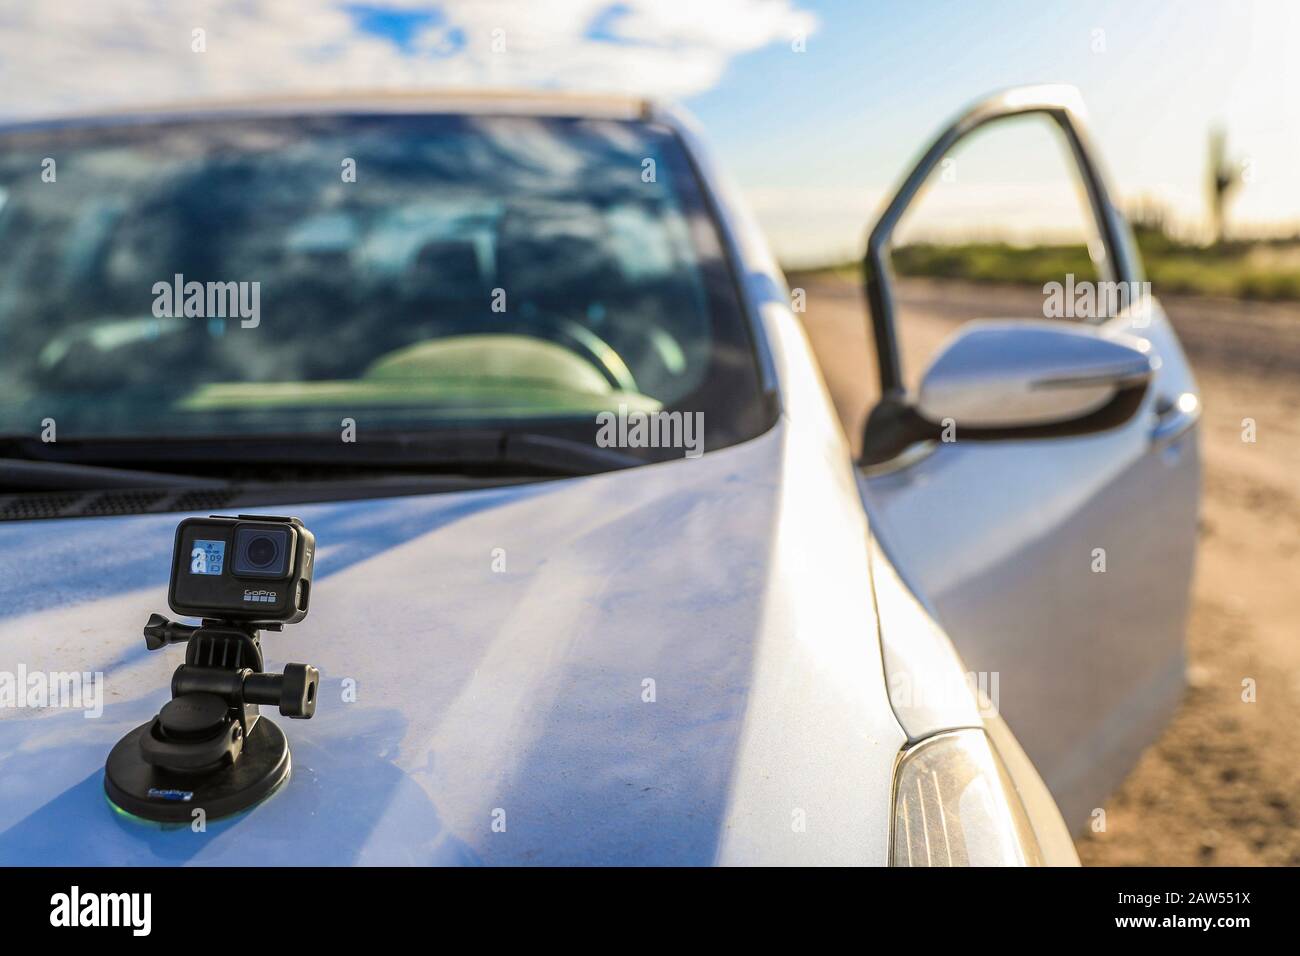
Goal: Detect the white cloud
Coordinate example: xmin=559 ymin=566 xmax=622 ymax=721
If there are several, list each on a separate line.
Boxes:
xmin=0 ymin=0 xmax=816 ymax=118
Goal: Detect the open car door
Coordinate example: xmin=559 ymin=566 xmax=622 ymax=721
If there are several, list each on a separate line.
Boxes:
xmin=855 ymin=86 xmax=1201 ymax=829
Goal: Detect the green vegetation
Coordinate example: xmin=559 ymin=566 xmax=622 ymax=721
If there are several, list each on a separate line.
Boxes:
xmin=891 ymin=242 xmax=1095 ymax=288
xmin=1128 ymin=228 xmax=1300 ymax=300
xmin=807 ymin=228 xmax=1300 ymax=301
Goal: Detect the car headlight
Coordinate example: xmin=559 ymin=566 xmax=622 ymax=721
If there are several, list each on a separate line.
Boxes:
xmin=891 ymin=729 xmax=1044 ymax=866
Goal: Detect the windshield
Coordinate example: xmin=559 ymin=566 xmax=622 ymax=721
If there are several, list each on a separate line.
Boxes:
xmin=0 ymin=112 xmax=772 ymax=464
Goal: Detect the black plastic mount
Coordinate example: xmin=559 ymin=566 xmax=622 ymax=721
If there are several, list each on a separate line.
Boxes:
xmin=104 ymin=614 xmax=318 ymax=823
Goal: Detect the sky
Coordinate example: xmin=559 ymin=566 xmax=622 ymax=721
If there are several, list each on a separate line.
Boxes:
xmin=2 ymin=0 xmax=1296 ymax=265
xmin=686 ymin=0 xmax=1300 ymax=263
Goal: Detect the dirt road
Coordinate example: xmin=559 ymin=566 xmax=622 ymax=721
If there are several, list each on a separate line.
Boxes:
xmin=789 ymin=273 xmax=1300 ymax=866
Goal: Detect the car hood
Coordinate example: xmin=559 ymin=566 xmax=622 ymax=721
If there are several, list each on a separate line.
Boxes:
xmin=0 ymin=424 xmax=905 ymax=865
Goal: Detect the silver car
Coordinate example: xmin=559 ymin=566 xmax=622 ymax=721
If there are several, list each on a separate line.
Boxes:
xmin=0 ymin=86 xmax=1198 ymax=865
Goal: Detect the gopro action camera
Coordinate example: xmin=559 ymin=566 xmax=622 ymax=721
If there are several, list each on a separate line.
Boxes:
xmin=107 ymin=514 xmax=321 ymax=822
xmin=169 ymin=515 xmax=314 ymax=623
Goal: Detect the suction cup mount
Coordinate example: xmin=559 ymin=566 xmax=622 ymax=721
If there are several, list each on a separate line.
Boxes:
xmin=104 ymin=614 xmax=319 ymax=823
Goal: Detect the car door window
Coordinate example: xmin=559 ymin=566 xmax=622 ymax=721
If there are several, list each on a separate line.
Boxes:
xmin=888 ymin=114 xmax=1107 ymax=393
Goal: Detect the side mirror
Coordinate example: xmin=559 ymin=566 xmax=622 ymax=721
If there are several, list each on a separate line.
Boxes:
xmin=859 ymin=320 xmax=1153 ymax=465
xmin=858 ymin=85 xmax=1154 ymax=467
xmin=916 ymin=321 xmax=1154 ymax=435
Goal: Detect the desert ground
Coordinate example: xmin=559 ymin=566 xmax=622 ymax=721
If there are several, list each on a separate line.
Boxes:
xmin=789 ymin=272 xmax=1300 ymax=866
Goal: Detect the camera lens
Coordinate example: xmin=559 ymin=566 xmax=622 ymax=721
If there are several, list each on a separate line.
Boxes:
xmin=232 ymin=524 xmax=293 ymax=578
xmin=245 ymin=535 xmax=278 ymax=568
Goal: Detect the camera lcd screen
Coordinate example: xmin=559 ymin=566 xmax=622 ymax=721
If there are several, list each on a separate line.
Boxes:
xmin=190 ymin=539 xmax=226 ymax=576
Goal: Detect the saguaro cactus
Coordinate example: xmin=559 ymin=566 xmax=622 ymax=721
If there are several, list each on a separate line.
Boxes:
xmin=1207 ymin=127 xmax=1240 ymax=244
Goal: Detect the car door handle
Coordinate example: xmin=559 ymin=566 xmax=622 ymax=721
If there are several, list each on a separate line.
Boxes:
xmin=1150 ymin=392 xmax=1200 ymax=448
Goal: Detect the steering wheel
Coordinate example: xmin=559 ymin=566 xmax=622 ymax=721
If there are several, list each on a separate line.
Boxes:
xmin=436 ymin=313 xmax=639 ymax=394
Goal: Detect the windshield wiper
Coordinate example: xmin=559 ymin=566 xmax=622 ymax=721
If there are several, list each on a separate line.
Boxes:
xmin=0 ymin=457 xmax=225 ymax=492
xmin=0 ymin=429 xmax=641 ymax=490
